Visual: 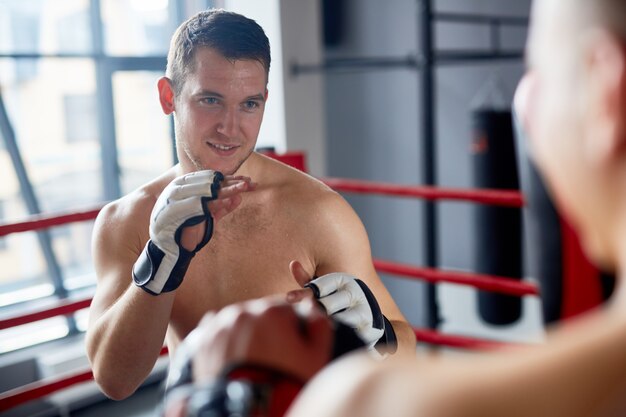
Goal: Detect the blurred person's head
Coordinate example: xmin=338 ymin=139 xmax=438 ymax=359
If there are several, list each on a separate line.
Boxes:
xmin=518 ymin=0 xmax=626 ymax=271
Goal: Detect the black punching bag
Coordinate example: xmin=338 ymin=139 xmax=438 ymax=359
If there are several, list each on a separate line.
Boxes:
xmin=512 ymin=110 xmax=615 ymax=324
xmin=513 ymin=112 xmax=563 ymax=323
xmin=472 ymin=109 xmax=523 ymax=325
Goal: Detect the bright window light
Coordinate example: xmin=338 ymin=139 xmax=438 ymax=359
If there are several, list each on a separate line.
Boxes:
xmin=0 ymin=317 xmax=69 ymax=354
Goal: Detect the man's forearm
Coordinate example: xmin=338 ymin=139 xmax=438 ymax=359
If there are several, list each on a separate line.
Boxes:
xmin=391 ymin=320 xmax=417 ymax=355
xmin=86 ymin=286 xmax=175 ymax=400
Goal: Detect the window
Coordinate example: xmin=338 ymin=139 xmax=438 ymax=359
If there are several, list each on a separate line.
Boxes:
xmin=101 ymin=0 xmax=172 ymax=56
xmin=0 ymin=0 xmax=254 ymax=354
xmin=113 ymin=71 xmax=174 ymax=194
xmin=0 ymin=0 xmax=182 ymax=354
xmin=0 ymin=200 xmax=6 ymax=250
xmin=63 ymin=94 xmax=99 ymax=144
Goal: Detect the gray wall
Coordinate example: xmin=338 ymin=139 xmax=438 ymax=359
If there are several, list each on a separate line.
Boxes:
xmin=324 ymin=0 xmax=544 ymax=341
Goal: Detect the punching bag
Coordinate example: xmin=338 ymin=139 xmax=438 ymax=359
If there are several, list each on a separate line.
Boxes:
xmin=472 ymin=109 xmax=523 ymax=325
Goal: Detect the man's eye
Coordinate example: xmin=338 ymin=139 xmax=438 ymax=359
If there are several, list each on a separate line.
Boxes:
xmin=202 ymin=97 xmax=219 ymax=105
xmin=244 ymin=100 xmax=259 ymax=110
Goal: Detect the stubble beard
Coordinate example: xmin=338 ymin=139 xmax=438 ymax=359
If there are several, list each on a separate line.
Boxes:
xmin=178 ymin=139 xmax=254 ymax=175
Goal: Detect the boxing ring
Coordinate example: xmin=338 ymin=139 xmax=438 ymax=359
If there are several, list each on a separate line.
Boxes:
xmin=0 ymin=176 xmax=536 ymax=412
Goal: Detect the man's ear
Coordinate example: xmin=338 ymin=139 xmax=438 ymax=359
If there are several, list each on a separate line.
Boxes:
xmin=158 ymin=77 xmax=176 ymax=115
xmin=583 ymin=29 xmax=626 ymax=161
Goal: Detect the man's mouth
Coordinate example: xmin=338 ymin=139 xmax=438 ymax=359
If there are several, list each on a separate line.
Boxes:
xmin=207 ymin=142 xmax=239 ymax=153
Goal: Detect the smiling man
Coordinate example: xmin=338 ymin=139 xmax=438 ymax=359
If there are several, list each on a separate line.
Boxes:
xmin=86 ymin=9 xmax=415 ymax=401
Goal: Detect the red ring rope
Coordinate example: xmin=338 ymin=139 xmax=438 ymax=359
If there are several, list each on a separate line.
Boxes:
xmin=0 ymin=205 xmax=103 ymax=238
xmin=0 ymin=296 xmax=92 ymax=330
xmin=414 ymin=328 xmax=513 ymax=350
xmin=0 ymin=369 xmax=94 ymax=412
xmin=374 ymin=259 xmax=539 ymax=296
xmin=322 ymin=177 xmax=524 ymax=207
xmin=0 ymin=178 xmax=523 ymax=238
xmin=0 ymin=346 xmax=170 ymax=412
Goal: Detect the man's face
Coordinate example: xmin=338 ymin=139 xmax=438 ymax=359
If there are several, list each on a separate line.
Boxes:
xmin=172 ymin=47 xmax=268 ymax=175
xmin=521 ymin=0 xmax=616 ymax=266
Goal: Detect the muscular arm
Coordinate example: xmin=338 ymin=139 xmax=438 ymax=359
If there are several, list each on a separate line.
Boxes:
xmin=288 ymin=304 xmax=626 ymax=417
xmin=86 ymin=174 xmax=253 ymax=400
xmin=86 ymin=199 xmax=176 ymax=400
xmin=310 ymin=192 xmax=416 ymax=355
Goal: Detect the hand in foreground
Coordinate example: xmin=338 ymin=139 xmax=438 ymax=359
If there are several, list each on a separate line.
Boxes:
xmin=189 ymin=297 xmax=333 ymax=384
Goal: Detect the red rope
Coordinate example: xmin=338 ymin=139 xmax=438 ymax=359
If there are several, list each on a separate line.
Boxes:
xmin=0 ymin=297 xmax=92 ymax=330
xmin=374 ymin=259 xmax=539 ymax=296
xmin=0 ymin=179 xmax=524 ymax=239
xmin=0 ymin=346 xmax=170 ymax=412
xmin=0 ymin=206 xmax=103 ymax=238
xmin=322 ymin=177 xmax=525 ymax=207
xmin=414 ymin=328 xmax=510 ymax=350
xmin=0 ymin=369 xmax=94 ymax=411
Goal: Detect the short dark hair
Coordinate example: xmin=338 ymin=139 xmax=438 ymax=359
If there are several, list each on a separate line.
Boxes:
xmin=166 ymin=9 xmax=271 ymax=94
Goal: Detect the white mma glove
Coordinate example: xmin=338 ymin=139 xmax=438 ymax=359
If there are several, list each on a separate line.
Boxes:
xmin=305 ymin=273 xmax=397 ymax=354
xmin=132 ymin=170 xmax=224 ymax=295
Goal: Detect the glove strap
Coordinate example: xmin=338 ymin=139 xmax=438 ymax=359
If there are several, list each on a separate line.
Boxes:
xmin=375 ymin=315 xmax=398 ymax=354
xmin=132 ymin=239 xmax=196 ymax=295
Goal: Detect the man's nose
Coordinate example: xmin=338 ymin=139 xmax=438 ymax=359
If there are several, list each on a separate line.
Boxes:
xmin=216 ymin=107 xmax=239 ymax=138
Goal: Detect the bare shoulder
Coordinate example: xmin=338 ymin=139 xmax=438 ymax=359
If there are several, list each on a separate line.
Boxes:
xmin=255 ymin=154 xmax=365 ymax=255
xmin=92 ymin=169 xmax=177 ymax=260
xmin=256 ymin=153 xmax=354 ymax=219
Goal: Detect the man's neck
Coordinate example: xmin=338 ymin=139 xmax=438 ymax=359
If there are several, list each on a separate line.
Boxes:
xmin=607 ymin=211 xmax=626 ymax=311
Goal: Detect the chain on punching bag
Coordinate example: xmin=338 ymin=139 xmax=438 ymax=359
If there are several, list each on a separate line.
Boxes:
xmin=472 ymin=109 xmax=523 ymax=325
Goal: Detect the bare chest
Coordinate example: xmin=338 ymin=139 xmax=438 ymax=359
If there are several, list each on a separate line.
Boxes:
xmin=168 ymin=203 xmax=312 ymax=338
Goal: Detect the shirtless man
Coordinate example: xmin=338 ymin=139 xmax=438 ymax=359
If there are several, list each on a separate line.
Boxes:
xmin=86 ymin=9 xmax=415 ymax=401
xmin=165 ymin=1 xmax=626 ymax=416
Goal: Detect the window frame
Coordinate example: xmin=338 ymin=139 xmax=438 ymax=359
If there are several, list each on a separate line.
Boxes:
xmin=0 ymin=0 xmax=214 ymax=353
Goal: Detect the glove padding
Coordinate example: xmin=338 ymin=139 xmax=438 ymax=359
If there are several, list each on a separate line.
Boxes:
xmin=305 ymin=273 xmax=397 ymax=354
xmin=133 ymin=170 xmax=224 ymax=295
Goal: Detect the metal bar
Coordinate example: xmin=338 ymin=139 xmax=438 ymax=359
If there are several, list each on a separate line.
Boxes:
xmin=436 ymin=50 xmax=525 ymax=64
xmin=418 ymin=0 xmax=440 ymax=330
xmin=0 ymin=53 xmax=166 ymax=64
xmin=90 ymin=0 xmax=121 ymax=200
xmin=491 ymin=21 xmax=501 ymax=52
xmin=168 ymin=0 xmax=181 ymax=166
xmin=0 ymin=52 xmax=100 ymax=59
xmin=291 ymin=56 xmax=420 ymax=76
xmin=434 ymin=11 xmax=528 ymax=26
xmin=290 ymin=48 xmax=525 ymax=76
xmin=0 ymin=94 xmax=68 ymax=300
